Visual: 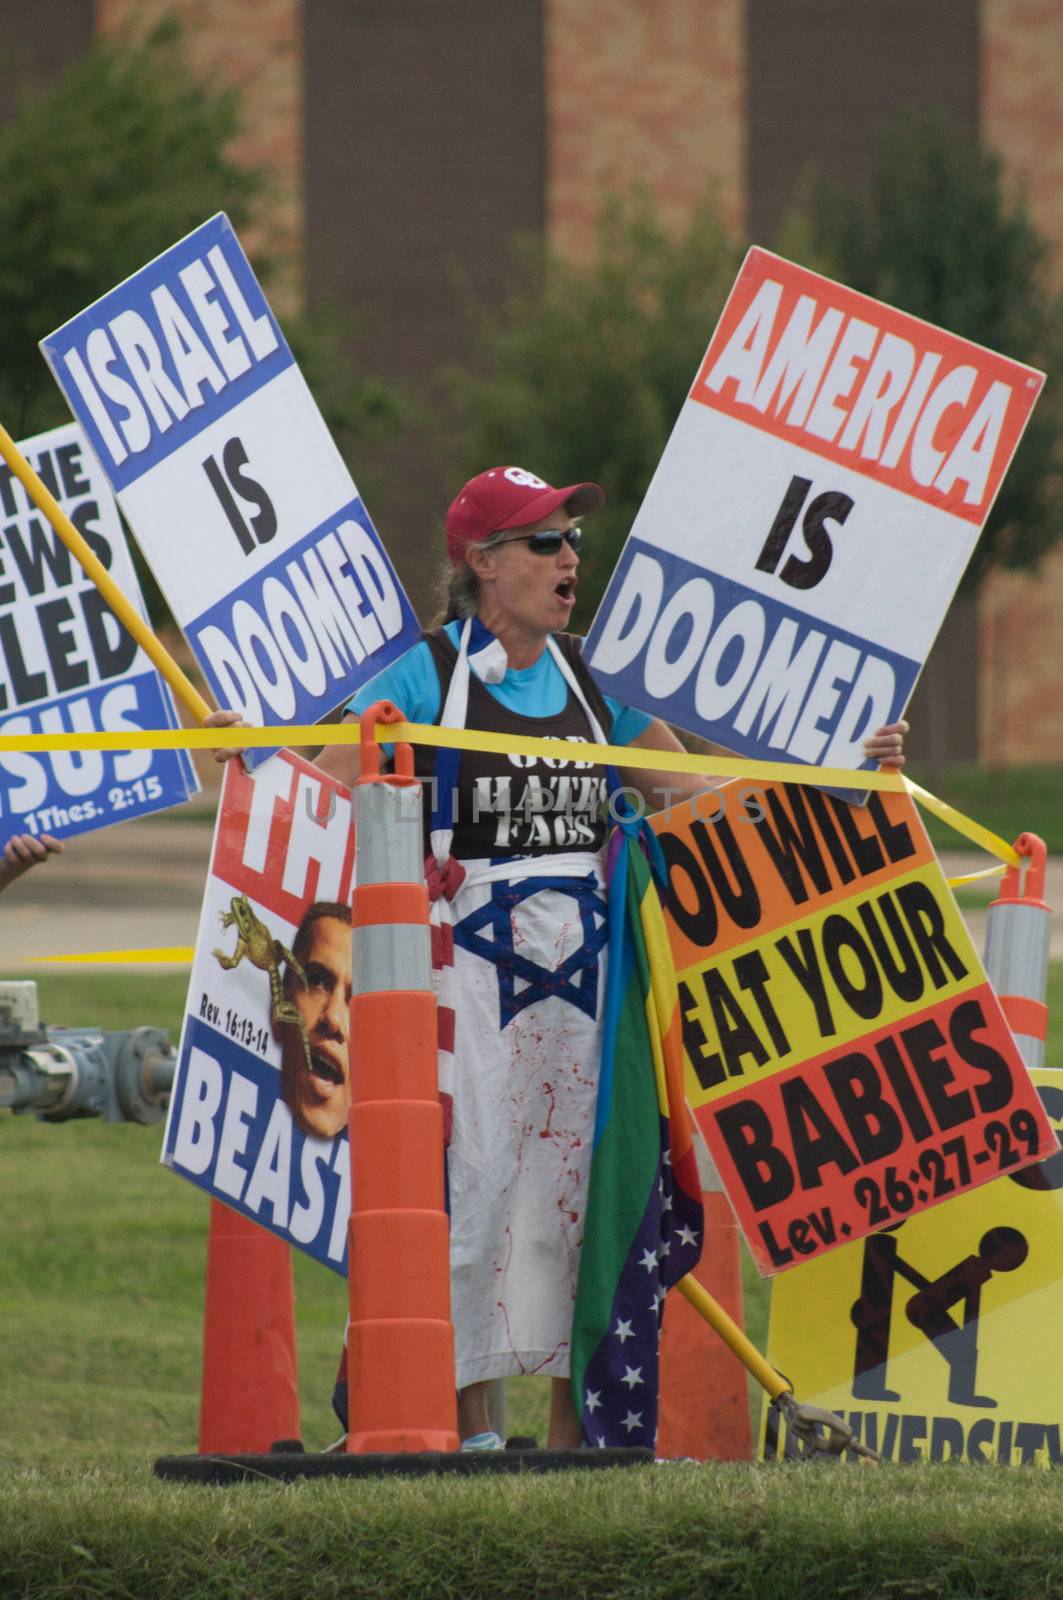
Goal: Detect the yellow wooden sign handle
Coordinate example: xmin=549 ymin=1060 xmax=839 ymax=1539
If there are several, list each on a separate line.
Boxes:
xmin=676 ymin=1273 xmax=790 ymax=1400
xmin=0 ymin=421 xmax=212 ymax=725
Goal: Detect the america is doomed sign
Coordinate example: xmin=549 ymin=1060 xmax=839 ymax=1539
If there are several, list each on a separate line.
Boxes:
xmin=650 ymin=781 xmax=1056 ymax=1273
xmin=0 ymin=420 xmax=197 ymax=843
xmin=762 ymin=1069 xmax=1063 ymax=1465
xmin=586 ymin=249 xmax=1044 ymax=780
xmin=162 ymin=751 xmax=354 ymax=1272
xmin=41 ymin=213 xmax=420 ymax=764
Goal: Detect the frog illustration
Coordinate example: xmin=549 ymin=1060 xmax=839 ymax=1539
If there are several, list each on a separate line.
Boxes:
xmin=213 ymin=893 xmax=311 ymax=1071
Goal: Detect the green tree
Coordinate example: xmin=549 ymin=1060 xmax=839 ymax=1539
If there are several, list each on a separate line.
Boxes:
xmin=0 ymin=19 xmax=402 ymax=616
xmin=439 ymin=193 xmax=741 ymax=624
xmin=0 ymin=18 xmax=265 ymax=438
xmin=780 ymin=116 xmax=1063 ymax=588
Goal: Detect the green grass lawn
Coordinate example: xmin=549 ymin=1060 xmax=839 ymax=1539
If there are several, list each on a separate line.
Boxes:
xmin=4 ymin=966 xmax=1063 ymax=1597
xmin=15 ymin=963 xmax=1063 ymax=1460
xmin=14 ymin=970 xmax=551 ymax=1456
xmin=8 ymin=1460 xmax=1063 ymax=1600
xmin=914 ymin=763 xmax=1063 ymax=855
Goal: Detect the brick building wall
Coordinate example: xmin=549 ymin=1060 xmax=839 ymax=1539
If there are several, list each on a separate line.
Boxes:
xmin=94 ymin=0 xmax=303 ymax=312
xmin=979 ymin=0 xmax=1063 ymax=763
xmin=981 ymin=0 xmax=1063 ymax=253
xmin=5 ymin=1 xmax=1061 ymax=761
xmin=549 ymin=0 xmax=1063 ymax=765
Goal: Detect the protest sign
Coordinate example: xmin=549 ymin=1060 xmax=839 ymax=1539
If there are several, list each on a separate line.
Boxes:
xmin=650 ymin=779 xmax=1057 ymax=1274
xmin=586 ymin=248 xmax=1044 ymax=780
xmin=162 ymin=750 xmax=354 ymax=1272
xmin=0 ymin=420 xmax=197 ymax=844
xmin=761 ymin=1069 xmax=1063 ymax=1464
xmin=41 ymin=213 xmax=420 ymax=765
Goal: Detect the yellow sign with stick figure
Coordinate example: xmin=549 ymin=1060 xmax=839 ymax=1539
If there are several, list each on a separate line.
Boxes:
xmin=761 ymin=1069 xmax=1063 ymax=1464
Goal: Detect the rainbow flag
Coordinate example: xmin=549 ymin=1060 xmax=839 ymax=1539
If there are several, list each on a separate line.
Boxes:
xmin=572 ymin=811 xmax=704 ymax=1449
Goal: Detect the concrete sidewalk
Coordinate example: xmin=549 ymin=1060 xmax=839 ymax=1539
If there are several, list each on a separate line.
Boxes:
xmin=1 ymin=815 xmax=1059 ymax=970
xmin=0 ymin=814 xmax=213 ymax=969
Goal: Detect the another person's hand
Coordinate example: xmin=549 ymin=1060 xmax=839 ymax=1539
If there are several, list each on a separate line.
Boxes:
xmin=0 ymin=832 xmax=64 ymax=893
xmin=205 ymin=708 xmax=248 ymax=765
xmin=863 ymin=721 xmax=908 ymax=770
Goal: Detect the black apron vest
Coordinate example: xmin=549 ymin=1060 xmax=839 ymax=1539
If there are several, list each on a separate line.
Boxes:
xmin=417 ymin=630 xmax=614 ymax=860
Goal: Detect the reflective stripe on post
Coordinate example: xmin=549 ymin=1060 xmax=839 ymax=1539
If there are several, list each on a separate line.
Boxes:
xmin=346 ymin=701 xmax=459 ymax=1454
xmin=984 ymin=832 xmax=1051 ymax=1070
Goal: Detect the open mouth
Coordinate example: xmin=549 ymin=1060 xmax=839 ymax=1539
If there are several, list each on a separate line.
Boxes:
xmin=309 ymin=1051 xmax=345 ymax=1086
xmin=555 ymin=577 xmax=577 ymax=601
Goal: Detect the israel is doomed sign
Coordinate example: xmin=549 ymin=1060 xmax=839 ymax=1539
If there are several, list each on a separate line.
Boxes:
xmin=650 ymin=781 xmax=1056 ymax=1273
xmin=41 ymin=214 xmax=420 ymax=760
xmin=586 ymin=249 xmax=1044 ymax=780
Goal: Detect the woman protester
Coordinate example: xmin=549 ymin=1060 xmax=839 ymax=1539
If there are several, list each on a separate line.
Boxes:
xmin=211 ymin=464 xmax=906 ymax=1450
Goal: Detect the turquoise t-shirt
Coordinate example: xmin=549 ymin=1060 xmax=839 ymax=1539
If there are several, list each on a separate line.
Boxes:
xmin=346 ymin=620 xmax=652 ymax=745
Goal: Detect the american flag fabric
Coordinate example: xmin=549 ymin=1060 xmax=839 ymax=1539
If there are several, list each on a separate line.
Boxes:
xmin=571 ymin=811 xmax=704 ymax=1450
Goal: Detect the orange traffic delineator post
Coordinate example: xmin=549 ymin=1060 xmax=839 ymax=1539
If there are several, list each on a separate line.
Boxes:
xmin=657 ymin=1130 xmax=752 ymax=1460
xmin=198 ymin=1199 xmax=300 ymax=1453
xmin=984 ymin=832 xmax=1051 ymax=1069
xmin=345 ymin=701 xmax=459 ymax=1454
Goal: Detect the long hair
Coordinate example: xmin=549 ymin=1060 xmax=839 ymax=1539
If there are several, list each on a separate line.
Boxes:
xmin=430 ymin=530 xmax=510 ymax=626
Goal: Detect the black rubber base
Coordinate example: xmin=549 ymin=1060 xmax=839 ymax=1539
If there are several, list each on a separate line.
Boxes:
xmin=153 ymin=1446 xmax=653 ymax=1484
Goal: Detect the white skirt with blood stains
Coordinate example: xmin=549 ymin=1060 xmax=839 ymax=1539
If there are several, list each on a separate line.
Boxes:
xmin=441 ymin=862 xmax=607 ymax=1389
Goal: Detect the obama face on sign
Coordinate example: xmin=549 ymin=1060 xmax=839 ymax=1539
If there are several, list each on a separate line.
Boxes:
xmin=274 ymin=902 xmax=352 ymax=1139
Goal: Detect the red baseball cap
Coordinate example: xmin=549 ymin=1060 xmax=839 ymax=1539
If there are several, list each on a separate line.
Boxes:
xmin=445 ymin=466 xmax=605 ymax=563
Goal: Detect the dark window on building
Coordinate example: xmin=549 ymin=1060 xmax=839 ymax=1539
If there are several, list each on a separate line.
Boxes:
xmin=746 ymin=0 xmax=979 ymax=246
xmin=302 ymin=0 xmax=546 ymax=614
xmin=746 ymin=0 xmax=981 ymax=763
xmin=303 ymin=0 xmax=545 ymax=384
xmin=0 ymin=0 xmax=94 ymax=128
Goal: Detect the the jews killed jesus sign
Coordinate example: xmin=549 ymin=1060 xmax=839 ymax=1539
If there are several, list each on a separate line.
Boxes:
xmin=586 ymin=249 xmax=1044 ymax=775
xmin=0 ymin=421 xmax=197 ymax=844
xmin=162 ymin=751 xmax=354 ymax=1272
xmin=41 ymin=214 xmax=420 ymax=764
xmin=650 ymin=781 xmax=1056 ymax=1274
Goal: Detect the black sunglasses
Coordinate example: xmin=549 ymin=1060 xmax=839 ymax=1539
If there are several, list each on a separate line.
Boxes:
xmin=500 ymin=526 xmax=583 ymax=555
